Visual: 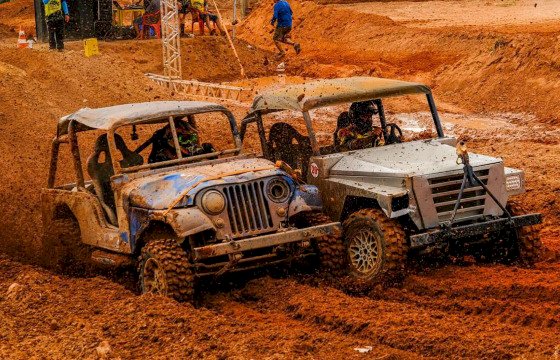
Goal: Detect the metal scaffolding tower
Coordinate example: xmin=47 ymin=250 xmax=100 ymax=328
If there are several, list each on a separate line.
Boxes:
xmin=148 ymin=0 xmax=251 ymax=103
xmin=160 ymin=0 xmax=182 ymax=79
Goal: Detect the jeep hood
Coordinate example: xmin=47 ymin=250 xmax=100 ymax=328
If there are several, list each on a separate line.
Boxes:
xmin=121 ymin=158 xmax=280 ymax=209
xmin=330 ymin=140 xmax=502 ymax=178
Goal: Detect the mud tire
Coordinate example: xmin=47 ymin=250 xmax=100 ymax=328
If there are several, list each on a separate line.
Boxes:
xmin=507 ymin=201 xmax=543 ymax=266
xmin=300 ymin=212 xmax=347 ymax=277
xmin=138 ymin=238 xmax=195 ymax=303
xmin=40 ymin=218 xmax=92 ymax=275
xmin=342 ymin=208 xmax=407 ymax=290
xmin=476 ymin=201 xmax=542 ymax=266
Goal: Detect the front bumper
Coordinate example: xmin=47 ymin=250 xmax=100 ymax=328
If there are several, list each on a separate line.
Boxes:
xmin=409 ymin=214 xmax=542 ymax=249
xmin=192 ymin=222 xmax=340 ymax=260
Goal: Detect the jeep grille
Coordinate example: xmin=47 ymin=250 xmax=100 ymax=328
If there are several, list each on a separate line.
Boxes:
xmin=223 ymin=181 xmax=273 ymax=237
xmin=428 ymin=169 xmax=489 ymax=223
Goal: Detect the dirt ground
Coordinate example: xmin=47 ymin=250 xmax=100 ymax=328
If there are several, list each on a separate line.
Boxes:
xmin=0 ymin=0 xmax=560 ymax=358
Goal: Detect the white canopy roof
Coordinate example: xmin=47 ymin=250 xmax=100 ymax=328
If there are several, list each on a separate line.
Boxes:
xmin=57 ymin=101 xmax=228 ymax=136
xmin=250 ymin=77 xmax=431 ymax=113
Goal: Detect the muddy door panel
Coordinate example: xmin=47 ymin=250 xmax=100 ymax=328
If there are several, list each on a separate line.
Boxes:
xmin=41 ymin=189 xmax=129 ymax=253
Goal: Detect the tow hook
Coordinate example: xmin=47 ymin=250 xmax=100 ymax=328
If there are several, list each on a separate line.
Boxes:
xmin=216 ymin=252 xmax=243 ymax=276
xmin=226 ymin=236 xmax=240 ymax=251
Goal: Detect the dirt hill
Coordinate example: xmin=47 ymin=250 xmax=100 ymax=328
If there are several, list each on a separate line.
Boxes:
xmin=238 ymin=0 xmax=560 ymax=123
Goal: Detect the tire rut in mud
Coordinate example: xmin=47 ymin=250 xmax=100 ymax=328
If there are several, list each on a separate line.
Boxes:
xmin=219 ymin=275 xmax=560 ymax=359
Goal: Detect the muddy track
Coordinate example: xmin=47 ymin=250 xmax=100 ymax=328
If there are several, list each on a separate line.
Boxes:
xmin=215 ymin=271 xmax=560 ymax=359
xmin=0 ymin=255 xmax=413 ymax=359
xmin=1 ymin=0 xmax=560 ymax=358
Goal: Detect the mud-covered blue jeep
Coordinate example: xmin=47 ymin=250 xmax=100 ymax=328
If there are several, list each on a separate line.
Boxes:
xmin=41 ymin=101 xmax=341 ymax=302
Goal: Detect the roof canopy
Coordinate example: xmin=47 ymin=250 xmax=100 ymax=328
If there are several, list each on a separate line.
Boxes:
xmin=250 ymin=77 xmax=432 ymax=113
xmin=57 ymin=101 xmax=228 ymax=136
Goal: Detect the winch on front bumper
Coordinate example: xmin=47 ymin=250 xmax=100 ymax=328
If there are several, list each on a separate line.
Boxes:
xmin=409 ymin=214 xmax=542 ymax=249
xmin=191 ymin=222 xmax=340 ymax=276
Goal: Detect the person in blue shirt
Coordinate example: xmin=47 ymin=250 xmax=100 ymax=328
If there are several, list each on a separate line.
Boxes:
xmin=42 ymin=0 xmax=70 ymax=51
xmin=270 ymin=0 xmax=301 ymax=58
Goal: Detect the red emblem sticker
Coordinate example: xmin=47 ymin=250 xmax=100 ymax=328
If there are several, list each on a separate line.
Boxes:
xmin=310 ymin=162 xmax=319 ymax=178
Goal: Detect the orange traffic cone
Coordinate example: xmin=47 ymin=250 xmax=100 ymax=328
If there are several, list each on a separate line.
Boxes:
xmin=17 ymin=27 xmax=28 ymax=49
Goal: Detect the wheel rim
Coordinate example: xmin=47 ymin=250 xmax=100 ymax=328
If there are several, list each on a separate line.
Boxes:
xmin=142 ymin=258 xmax=168 ymax=295
xmin=348 ymin=228 xmax=382 ymax=276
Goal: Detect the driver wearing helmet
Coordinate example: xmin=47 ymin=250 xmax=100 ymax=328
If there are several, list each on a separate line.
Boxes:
xmin=334 ymin=101 xmax=384 ymax=151
xmin=148 ymin=118 xmax=215 ymax=163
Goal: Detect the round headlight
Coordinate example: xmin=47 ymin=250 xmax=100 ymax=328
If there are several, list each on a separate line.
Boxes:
xmin=201 ymin=190 xmax=226 ymax=215
xmin=267 ymin=178 xmax=291 ymax=203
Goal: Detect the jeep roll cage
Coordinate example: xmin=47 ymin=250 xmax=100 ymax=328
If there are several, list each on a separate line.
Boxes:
xmin=240 ymin=76 xmax=444 ymax=156
xmin=48 ymin=101 xmax=243 ymax=189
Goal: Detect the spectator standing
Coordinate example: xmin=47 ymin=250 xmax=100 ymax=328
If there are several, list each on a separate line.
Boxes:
xmin=133 ymin=0 xmax=161 ymax=39
xmin=200 ymin=0 xmax=226 ymax=35
xmin=190 ymin=0 xmax=225 ymax=35
xmin=42 ymin=0 xmax=70 ymax=51
xmin=270 ymin=0 xmax=300 ymax=59
xmin=178 ymin=0 xmax=191 ymax=36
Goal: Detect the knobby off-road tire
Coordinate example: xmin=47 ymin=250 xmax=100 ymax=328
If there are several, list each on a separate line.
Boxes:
xmin=138 ymin=238 xmax=195 ymax=303
xmin=343 ymin=208 xmax=407 ymax=290
xmin=507 ymin=201 xmax=543 ymax=266
xmin=299 ymin=212 xmax=347 ymax=278
xmin=41 ymin=218 xmax=92 ymax=275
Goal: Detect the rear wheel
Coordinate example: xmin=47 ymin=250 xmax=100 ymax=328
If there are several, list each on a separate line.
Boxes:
xmin=343 ymin=208 xmax=407 ymax=290
xmin=40 ymin=218 xmax=92 ymax=275
xmin=138 ymin=238 xmax=195 ymax=302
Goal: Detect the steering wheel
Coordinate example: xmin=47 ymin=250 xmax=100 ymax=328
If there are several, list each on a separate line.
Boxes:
xmin=268 ymin=123 xmax=312 ymax=175
xmin=385 ymin=123 xmax=403 ymax=144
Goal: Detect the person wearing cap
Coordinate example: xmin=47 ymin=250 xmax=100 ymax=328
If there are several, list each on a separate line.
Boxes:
xmin=148 ymin=118 xmax=215 ymax=163
xmin=42 ymin=0 xmax=70 ymax=51
xmin=270 ymin=0 xmax=301 ymax=59
xmin=334 ymin=101 xmax=384 ymax=151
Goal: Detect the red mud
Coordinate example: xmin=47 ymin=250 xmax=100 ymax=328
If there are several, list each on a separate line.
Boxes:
xmin=0 ymin=0 xmax=559 ymax=358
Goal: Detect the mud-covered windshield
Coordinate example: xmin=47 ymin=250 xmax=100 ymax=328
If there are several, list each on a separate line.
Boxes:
xmin=242 ymin=96 xmax=444 ymax=179
xmin=111 ymin=111 xmax=240 ymax=173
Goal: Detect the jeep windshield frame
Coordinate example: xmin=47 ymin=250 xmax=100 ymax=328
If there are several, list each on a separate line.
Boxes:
xmin=241 ymin=77 xmax=444 ymax=156
xmin=49 ymin=101 xmax=242 ymax=189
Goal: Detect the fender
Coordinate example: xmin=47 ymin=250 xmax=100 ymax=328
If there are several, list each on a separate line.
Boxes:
xmin=41 ymin=188 xmax=128 ymax=253
xmin=320 ymin=177 xmax=410 ymax=220
xmin=288 ymin=184 xmax=323 ymax=217
xmin=130 ymin=207 xmax=216 ymax=251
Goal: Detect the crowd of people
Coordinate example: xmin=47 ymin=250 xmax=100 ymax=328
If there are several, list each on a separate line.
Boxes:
xmin=42 ymin=0 xmax=302 ymax=57
xmin=132 ymin=0 xmax=226 ymax=39
xmin=127 ymin=0 xmax=302 ymax=56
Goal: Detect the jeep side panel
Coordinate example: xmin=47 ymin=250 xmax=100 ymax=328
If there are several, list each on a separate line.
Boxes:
xmin=41 ymin=188 xmax=129 ymax=253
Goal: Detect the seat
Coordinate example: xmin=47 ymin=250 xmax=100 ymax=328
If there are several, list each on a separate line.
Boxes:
xmin=267 ymin=123 xmax=312 ymax=180
xmin=141 ymin=10 xmax=161 ymax=39
xmin=333 ymin=111 xmax=351 ymax=146
xmin=87 ymin=134 xmax=144 ymax=225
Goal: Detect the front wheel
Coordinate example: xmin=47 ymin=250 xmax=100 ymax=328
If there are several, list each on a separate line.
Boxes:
xmin=298 ymin=212 xmax=347 ymax=277
xmin=507 ymin=201 xmax=542 ymax=266
xmin=138 ymin=238 xmax=195 ymax=302
xmin=343 ymin=208 xmax=407 ymax=289
xmin=473 ymin=201 xmax=542 ymax=266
